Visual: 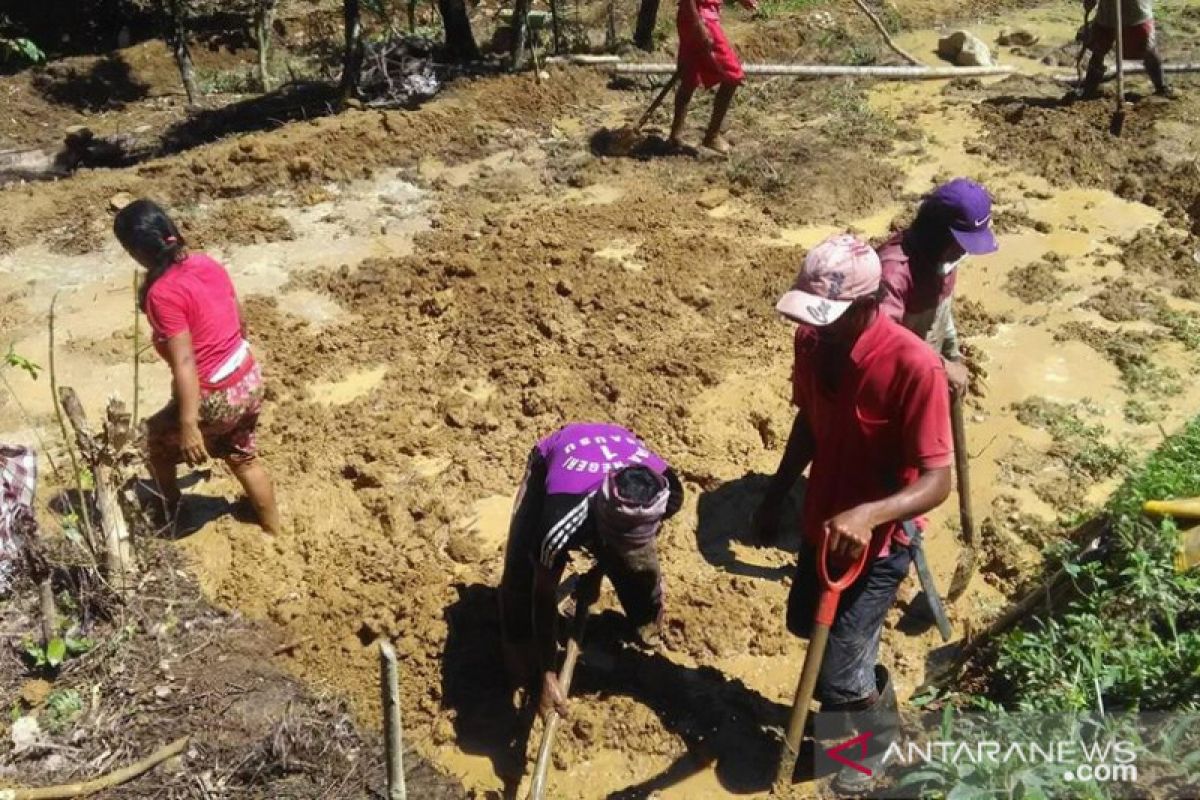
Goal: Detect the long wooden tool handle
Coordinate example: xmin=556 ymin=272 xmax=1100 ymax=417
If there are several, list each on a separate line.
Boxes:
xmin=951 ymin=396 xmax=974 ymax=549
xmin=776 ymin=622 xmax=831 ymax=788
xmin=1114 ymin=0 xmax=1125 ymax=108
xmin=636 ymin=71 xmax=680 ymax=130
xmin=527 ymin=639 xmax=580 ymax=800
xmin=527 ymin=568 xmax=602 ymax=800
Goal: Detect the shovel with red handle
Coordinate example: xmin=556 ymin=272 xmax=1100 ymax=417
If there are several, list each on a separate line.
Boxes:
xmin=775 ymin=532 xmax=872 ymax=789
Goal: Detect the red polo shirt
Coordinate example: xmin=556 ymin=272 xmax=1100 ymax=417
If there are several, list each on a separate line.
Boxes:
xmin=791 ymin=312 xmax=953 ymax=559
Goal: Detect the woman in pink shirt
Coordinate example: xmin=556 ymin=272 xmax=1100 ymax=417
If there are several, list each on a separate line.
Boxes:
xmin=114 ymin=199 xmax=281 ymax=536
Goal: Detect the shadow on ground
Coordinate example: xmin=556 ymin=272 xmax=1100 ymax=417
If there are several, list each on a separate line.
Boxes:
xmin=695 ymin=471 xmax=804 ymax=580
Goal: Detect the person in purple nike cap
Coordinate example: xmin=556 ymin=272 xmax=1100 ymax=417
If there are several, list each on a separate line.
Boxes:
xmin=499 ymin=422 xmax=684 ymax=722
xmin=877 ymin=178 xmax=1000 ymax=396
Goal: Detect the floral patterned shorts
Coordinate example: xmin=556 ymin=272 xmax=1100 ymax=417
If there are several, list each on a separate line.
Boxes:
xmin=146 ymin=362 xmax=265 ymax=465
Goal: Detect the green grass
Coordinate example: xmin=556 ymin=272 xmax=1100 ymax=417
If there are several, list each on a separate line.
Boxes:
xmin=990 ymin=415 xmax=1200 ymax=713
xmin=753 ymin=0 xmax=827 ymax=20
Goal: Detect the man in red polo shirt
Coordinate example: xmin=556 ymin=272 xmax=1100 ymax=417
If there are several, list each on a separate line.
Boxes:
xmin=754 ymin=233 xmax=953 ymax=795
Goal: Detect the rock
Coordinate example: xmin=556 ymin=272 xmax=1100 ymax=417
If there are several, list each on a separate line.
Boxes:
xmin=997 ymin=28 xmax=1039 ymax=47
xmin=937 ymin=31 xmax=969 ymax=61
xmin=11 ymin=715 xmax=45 ymax=755
xmin=937 ymin=30 xmax=994 ymax=67
xmin=108 ymin=192 xmax=134 ymax=212
xmin=956 ymin=36 xmax=994 ymax=67
xmin=696 ymin=188 xmax=729 ymax=210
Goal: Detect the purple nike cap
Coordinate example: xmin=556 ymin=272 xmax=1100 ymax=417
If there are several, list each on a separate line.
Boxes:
xmin=925 ymin=178 xmax=999 ymax=256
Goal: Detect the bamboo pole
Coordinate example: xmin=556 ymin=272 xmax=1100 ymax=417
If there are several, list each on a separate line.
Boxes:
xmin=612 ymin=63 xmax=1016 ymax=78
xmin=48 ymin=293 xmax=95 ymax=552
xmin=850 ymin=0 xmax=921 ymax=66
xmin=131 ymin=272 xmax=140 ymax=430
xmin=0 ymin=736 xmax=188 ymax=799
xmin=380 ymin=641 xmax=407 ymax=800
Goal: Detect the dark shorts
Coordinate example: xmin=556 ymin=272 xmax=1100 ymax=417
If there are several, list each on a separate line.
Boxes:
xmin=1091 ymin=20 xmax=1156 ymax=61
xmin=786 ymin=542 xmax=912 ymax=705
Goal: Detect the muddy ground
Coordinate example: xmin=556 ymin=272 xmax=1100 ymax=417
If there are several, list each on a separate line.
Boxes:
xmin=3 ymin=0 xmax=1200 ymax=797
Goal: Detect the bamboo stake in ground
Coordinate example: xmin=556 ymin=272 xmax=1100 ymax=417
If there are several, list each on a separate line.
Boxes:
xmin=37 ymin=576 xmax=56 ymax=647
xmin=850 ymin=0 xmax=921 ymax=65
xmin=380 ymin=641 xmax=407 ymax=800
xmin=131 ymin=272 xmax=140 ymax=430
xmin=48 ymin=293 xmax=96 ymax=553
xmin=0 ymin=736 xmax=188 ymax=799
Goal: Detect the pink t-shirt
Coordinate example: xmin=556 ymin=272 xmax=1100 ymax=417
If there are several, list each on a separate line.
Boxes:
xmin=145 ymin=253 xmax=245 ymax=389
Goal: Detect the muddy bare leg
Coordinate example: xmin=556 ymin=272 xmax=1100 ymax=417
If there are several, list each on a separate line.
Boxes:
xmin=702 ymin=82 xmax=737 ymax=151
xmin=669 ymin=78 xmax=697 ymax=146
xmin=227 ymin=457 xmax=282 ymax=535
xmin=148 ymin=450 xmax=181 ymax=519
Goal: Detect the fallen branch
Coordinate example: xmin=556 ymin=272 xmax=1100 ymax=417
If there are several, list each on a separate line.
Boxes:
xmin=0 ymin=736 xmax=188 ymax=799
xmin=612 ymin=63 xmax=1016 ymax=78
xmin=850 ymin=0 xmax=921 ymax=66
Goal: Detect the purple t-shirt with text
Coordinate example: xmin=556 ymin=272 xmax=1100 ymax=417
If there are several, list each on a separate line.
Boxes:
xmin=536 ymin=423 xmax=668 ymax=495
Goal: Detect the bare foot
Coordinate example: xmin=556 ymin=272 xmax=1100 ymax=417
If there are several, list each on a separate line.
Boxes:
xmin=666 ymin=135 xmax=691 ymax=153
xmin=702 ymin=133 xmax=731 ymax=154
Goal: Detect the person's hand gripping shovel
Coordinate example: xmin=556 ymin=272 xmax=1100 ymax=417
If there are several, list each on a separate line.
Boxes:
xmin=774 ymin=529 xmax=871 ymax=790
xmin=526 ymin=565 xmax=604 ymax=800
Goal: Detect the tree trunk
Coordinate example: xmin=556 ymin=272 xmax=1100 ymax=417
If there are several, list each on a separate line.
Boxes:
xmin=341 ymin=0 xmax=364 ymax=97
xmin=255 ymin=0 xmax=278 ymax=92
xmin=57 ymin=389 xmax=138 ymax=593
xmin=438 ymin=0 xmax=480 ymax=62
xmin=633 ymin=0 xmax=661 ymax=51
xmin=508 ymin=0 xmax=530 ymax=70
xmin=165 ymin=0 xmax=198 ymax=106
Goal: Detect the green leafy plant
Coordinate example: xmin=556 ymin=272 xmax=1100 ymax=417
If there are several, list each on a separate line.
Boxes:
xmin=44 ymin=689 xmax=83 ymax=733
xmin=23 ymin=634 xmax=95 ymax=669
xmin=4 ymin=344 xmax=41 ymax=380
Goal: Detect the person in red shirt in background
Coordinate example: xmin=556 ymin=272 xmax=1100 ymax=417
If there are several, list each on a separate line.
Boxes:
xmin=114 ymin=199 xmax=281 ymax=536
xmin=669 ymin=0 xmax=757 ymax=154
xmin=877 ymin=178 xmax=1000 ymax=396
xmin=753 ymin=234 xmax=953 ymax=795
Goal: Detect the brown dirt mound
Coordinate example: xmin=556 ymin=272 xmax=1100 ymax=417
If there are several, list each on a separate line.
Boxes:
xmin=957 ymin=296 xmax=1009 ymax=337
xmin=1004 ymin=256 xmax=1067 ymax=304
xmin=1121 ymin=224 xmax=1200 ymax=300
xmin=186 ymin=198 xmax=297 ymax=246
xmin=1083 ymin=276 xmax=1166 ymax=323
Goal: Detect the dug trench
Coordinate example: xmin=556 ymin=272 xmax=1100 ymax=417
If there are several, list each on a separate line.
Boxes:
xmin=2 ymin=2 xmax=1200 ymax=798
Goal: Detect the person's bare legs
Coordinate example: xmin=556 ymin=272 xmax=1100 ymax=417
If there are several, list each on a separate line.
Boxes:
xmin=669 ymin=78 xmax=698 ymax=147
xmin=148 ymin=449 xmax=181 ymax=519
xmin=703 ymin=82 xmax=738 ymax=152
xmin=227 ymin=457 xmax=282 ymax=535
xmin=144 ymin=406 xmax=181 ymax=522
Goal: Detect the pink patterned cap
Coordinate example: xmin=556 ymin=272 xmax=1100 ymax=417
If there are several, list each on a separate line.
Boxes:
xmin=775 ymin=233 xmax=882 ymax=326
